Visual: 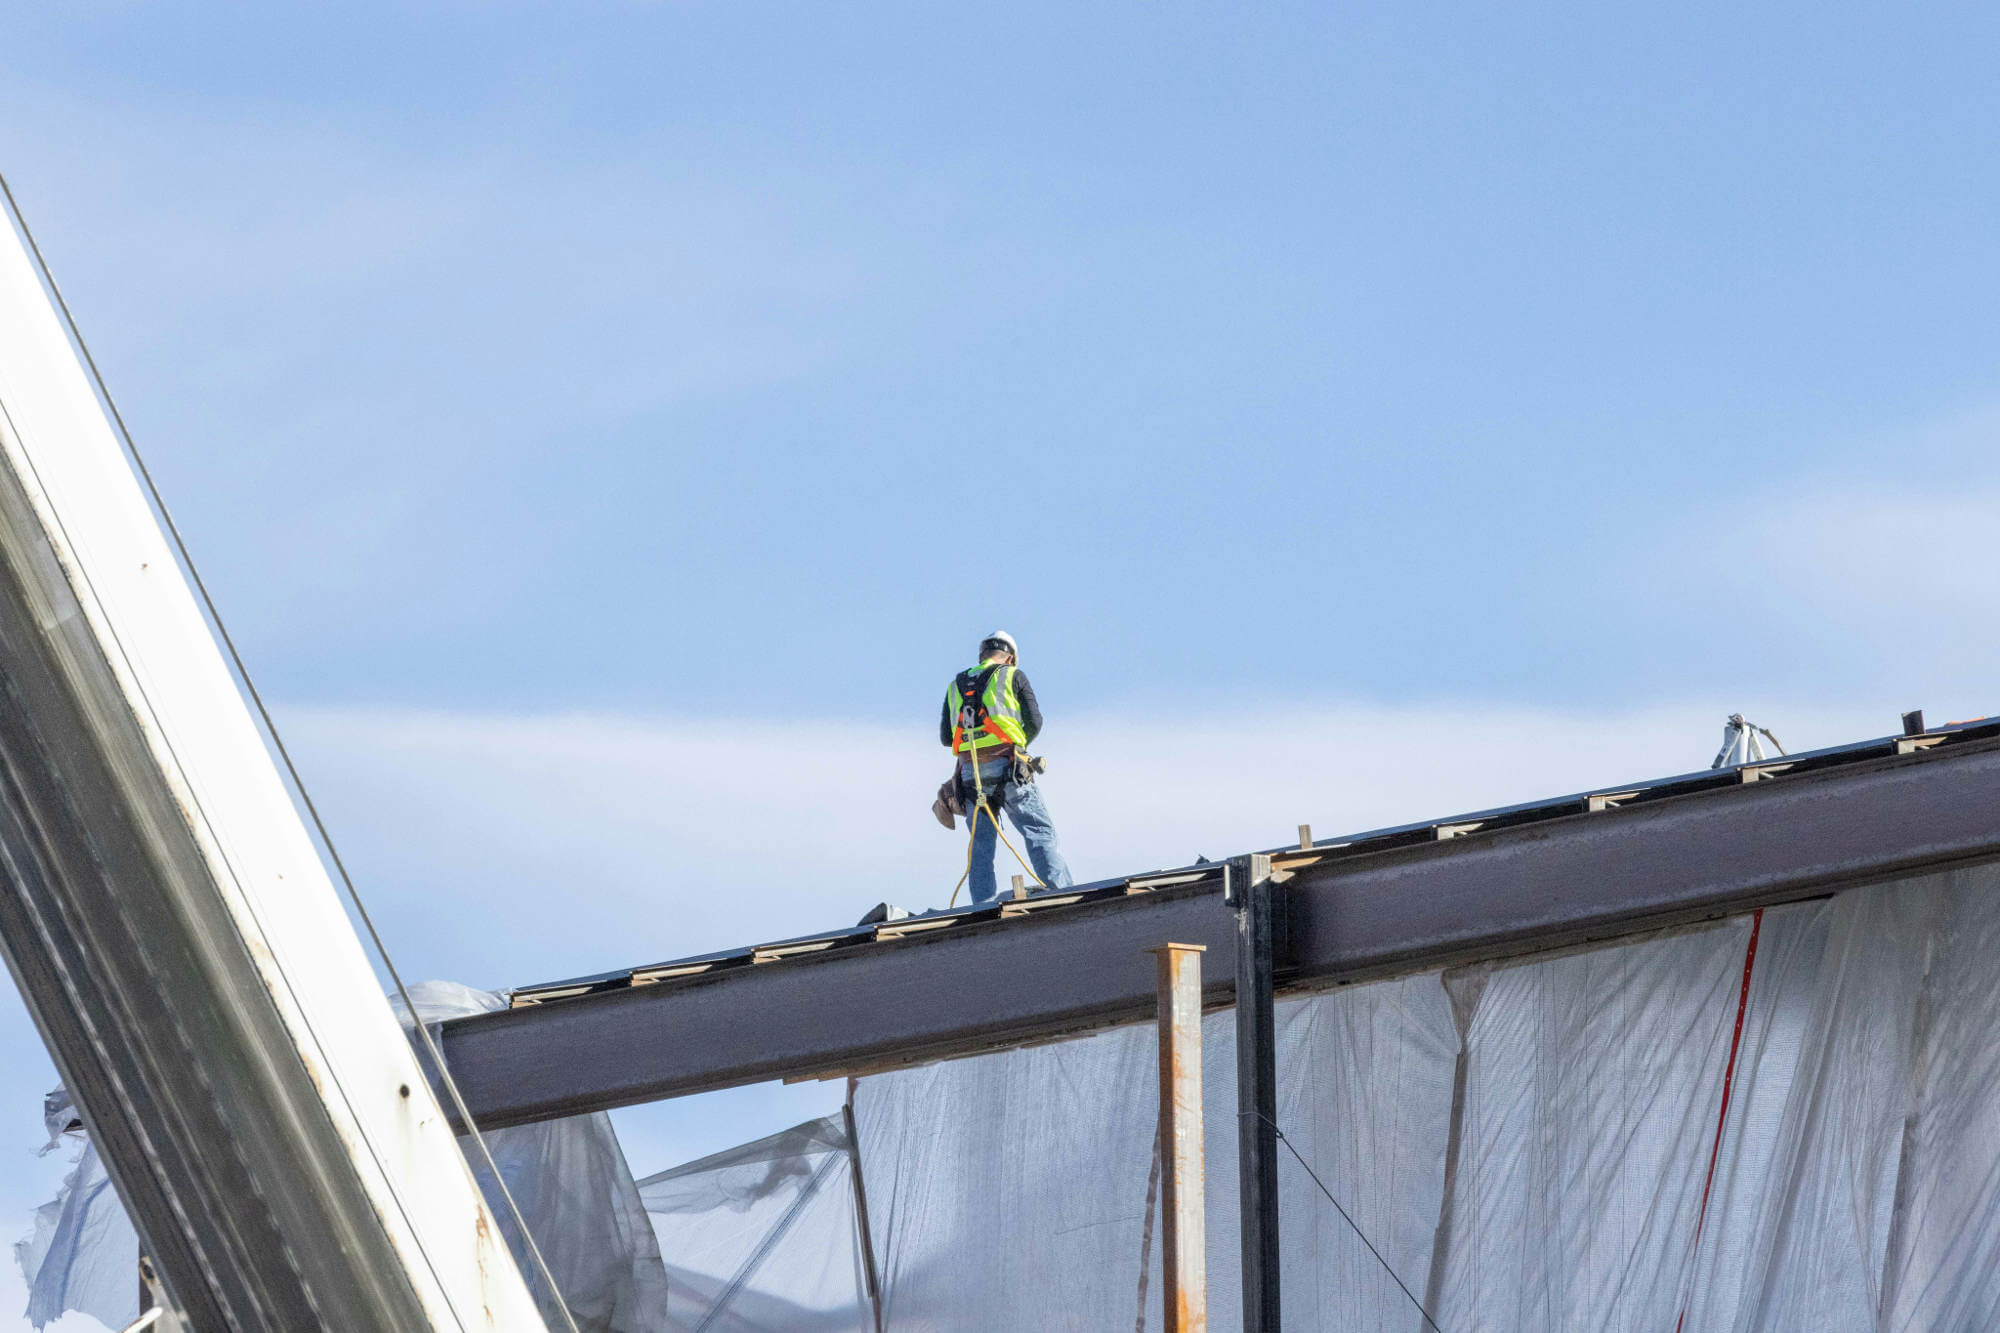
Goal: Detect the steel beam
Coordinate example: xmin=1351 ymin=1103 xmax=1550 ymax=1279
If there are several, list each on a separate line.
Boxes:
xmin=0 ymin=440 xmax=430 ymax=1329
xmin=1231 ymin=857 xmax=1280 ymax=1333
xmin=452 ymin=887 xmax=1241 ymax=1127
xmin=441 ymin=734 xmax=2000 ymax=1129
xmin=1152 ymin=943 xmax=1207 ymax=1333
xmin=0 ymin=181 xmax=543 ymax=1329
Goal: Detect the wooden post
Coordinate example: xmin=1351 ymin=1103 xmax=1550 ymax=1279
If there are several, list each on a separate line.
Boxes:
xmin=1151 ymin=943 xmax=1208 ymax=1332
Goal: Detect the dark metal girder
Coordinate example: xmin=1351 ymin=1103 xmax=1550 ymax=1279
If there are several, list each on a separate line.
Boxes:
xmin=1231 ymin=856 xmax=1281 ymax=1333
xmin=1278 ymin=734 xmax=2000 ymax=981
xmin=449 ymin=884 xmax=1240 ymax=1129
xmin=441 ymin=734 xmax=2000 ymax=1130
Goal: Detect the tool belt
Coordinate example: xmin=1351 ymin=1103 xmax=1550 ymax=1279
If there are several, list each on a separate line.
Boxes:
xmin=949 ymin=749 xmax=1047 ymax=814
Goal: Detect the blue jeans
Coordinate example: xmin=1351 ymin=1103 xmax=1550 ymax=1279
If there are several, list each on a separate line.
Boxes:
xmin=960 ymin=753 xmax=1073 ymax=904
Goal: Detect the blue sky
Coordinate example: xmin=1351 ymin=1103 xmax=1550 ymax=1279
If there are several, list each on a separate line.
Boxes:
xmin=2 ymin=3 xmax=1998 ymax=1326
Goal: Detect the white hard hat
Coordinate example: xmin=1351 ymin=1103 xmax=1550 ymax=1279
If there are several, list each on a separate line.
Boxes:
xmin=979 ymin=630 xmax=1019 ymax=661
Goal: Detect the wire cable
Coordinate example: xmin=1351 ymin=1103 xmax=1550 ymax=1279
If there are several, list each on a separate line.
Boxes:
xmin=1242 ymin=1109 xmax=1447 ymax=1333
xmin=0 ymin=171 xmax=582 ymax=1333
xmin=947 ymin=788 xmax=1046 ymax=908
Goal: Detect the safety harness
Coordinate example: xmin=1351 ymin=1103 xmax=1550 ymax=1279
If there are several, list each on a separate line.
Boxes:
xmin=950 ymin=663 xmax=1028 ymax=755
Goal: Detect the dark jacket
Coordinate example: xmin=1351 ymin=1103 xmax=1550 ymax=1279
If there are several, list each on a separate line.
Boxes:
xmin=940 ymin=665 xmax=1044 ymax=749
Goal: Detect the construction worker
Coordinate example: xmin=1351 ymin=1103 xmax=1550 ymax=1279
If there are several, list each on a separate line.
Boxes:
xmin=939 ymin=631 xmax=1073 ymax=904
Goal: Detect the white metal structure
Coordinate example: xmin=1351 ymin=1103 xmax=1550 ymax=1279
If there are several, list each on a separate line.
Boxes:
xmin=0 ymin=187 xmax=547 ymax=1329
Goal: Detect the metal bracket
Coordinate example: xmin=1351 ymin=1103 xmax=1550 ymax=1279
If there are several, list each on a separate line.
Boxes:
xmin=1740 ymin=763 xmax=1795 ymax=783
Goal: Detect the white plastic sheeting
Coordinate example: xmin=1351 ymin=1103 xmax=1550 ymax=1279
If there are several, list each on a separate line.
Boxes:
xmin=848 ymin=973 xmax=1459 ymax=1330
xmin=16 ymin=982 xmax=670 ymax=1332
xmin=849 ymin=862 xmax=2000 ymax=1331
xmin=857 ymin=1021 xmax=1175 ymax=1329
xmin=14 ymin=1087 xmax=138 ymax=1331
xmin=398 ymin=981 xmax=671 ymax=1333
xmin=637 ymin=1114 xmax=874 ymax=1331
xmin=1682 ymin=864 xmax=2000 ymax=1332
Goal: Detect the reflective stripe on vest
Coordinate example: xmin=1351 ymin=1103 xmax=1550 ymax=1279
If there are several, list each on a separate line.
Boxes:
xmin=947 ymin=663 xmax=1028 ymax=753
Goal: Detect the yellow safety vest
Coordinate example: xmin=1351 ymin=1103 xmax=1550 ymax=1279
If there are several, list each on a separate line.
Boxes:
xmin=947 ymin=663 xmax=1028 ymax=753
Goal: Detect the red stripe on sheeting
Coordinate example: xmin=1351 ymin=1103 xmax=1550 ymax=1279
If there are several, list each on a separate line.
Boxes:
xmin=1674 ymin=907 xmax=1764 ymax=1333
